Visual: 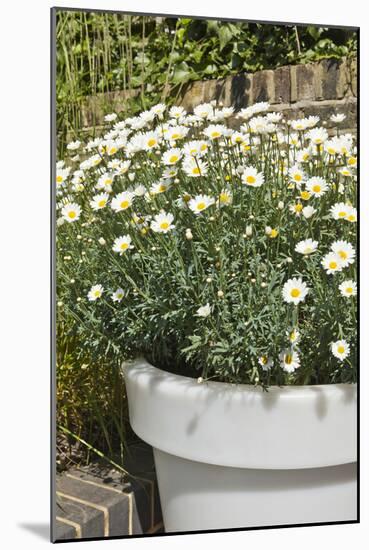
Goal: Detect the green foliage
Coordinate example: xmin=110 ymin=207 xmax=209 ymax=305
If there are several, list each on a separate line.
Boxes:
xmin=56 ymin=104 xmax=357 ymax=388
xmin=56 ymin=11 xmax=357 ymax=153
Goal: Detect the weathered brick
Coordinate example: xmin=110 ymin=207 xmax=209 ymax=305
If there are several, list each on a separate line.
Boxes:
xmin=179 ymin=80 xmax=206 ymax=111
xmin=230 ymin=73 xmax=252 ymax=110
xmin=252 ymin=69 xmax=274 ymax=103
xmin=295 ymin=64 xmax=317 ymax=101
xmin=273 ymin=66 xmax=291 ymax=104
xmin=320 ymin=59 xmax=341 ymax=100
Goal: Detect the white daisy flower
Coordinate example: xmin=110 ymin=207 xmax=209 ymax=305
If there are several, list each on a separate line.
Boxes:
xmin=165 ymin=126 xmax=189 ymax=142
xmin=67 ymin=140 xmax=81 ymax=151
xmin=330 ymin=113 xmax=346 ymax=123
xmin=241 ymin=166 xmax=264 ymax=187
xmin=321 ymin=252 xmax=343 ymax=275
xmin=291 ymin=118 xmax=310 ymax=131
xmin=307 ymin=127 xmax=329 ymax=145
xmin=151 ymin=212 xmax=175 ymax=233
xmin=150 ymin=103 xmax=166 ymax=118
xmin=194 ymin=103 xmax=214 ymax=119
xmin=282 ymin=278 xmax=309 ymax=305
xmin=288 ymin=165 xmax=305 ymax=186
xmin=188 ymin=194 xmax=215 ymax=215
xmin=302 ymin=205 xmax=317 ymax=219
xmin=331 ymin=340 xmax=350 ymax=361
xmin=279 ymin=349 xmax=300 ymax=373
xmin=87 ymin=284 xmax=104 ymax=301
xmin=134 ymin=184 xmax=147 ymax=196
xmin=112 ymin=288 xmax=125 ymax=302
xmin=61 ymin=203 xmax=81 ymax=223
xmin=295 ymin=239 xmax=318 ymax=255
xmin=218 ymin=189 xmax=232 ymax=207
xmin=162 ymin=167 xmax=178 ymax=179
xmin=56 ymin=167 xmax=70 ymax=188
xmin=183 ymin=140 xmax=209 ymax=157
xmin=150 ymin=180 xmax=172 ymax=195
xmin=306 ymin=177 xmax=329 ymax=197
xmin=346 ymin=205 xmax=357 ymax=223
xmin=111 ymin=191 xmax=135 ymax=212
xmin=142 ymin=131 xmax=160 ymax=150
xmin=104 ymin=113 xmax=118 ymax=122
xmin=249 ymin=116 xmax=275 ymax=134
xmin=195 ymin=303 xmax=211 ymax=318
xmin=339 ymin=166 xmax=352 ymax=177
xmin=90 ymin=193 xmax=109 ymax=211
xmin=203 ymin=124 xmax=226 ymax=140
xmin=330 ymin=202 xmax=351 ymax=220
xmin=258 ymin=356 xmax=274 ymax=371
xmin=96 ymin=172 xmax=114 ymax=191
xmin=169 ymin=105 xmax=186 ymax=119
xmin=289 ymin=203 xmax=304 ymax=216
xmin=162 ymin=148 xmax=182 ymax=165
xmin=339 ymin=280 xmax=357 ymax=298
xmin=286 ymin=328 xmax=300 ymax=345
xmin=331 ymin=240 xmax=355 ymax=267
xmin=182 ymin=156 xmax=208 ymax=177
xmin=112 ymin=235 xmax=132 ymax=254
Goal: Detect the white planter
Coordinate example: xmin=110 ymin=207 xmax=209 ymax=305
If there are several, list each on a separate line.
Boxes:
xmin=123 ymin=358 xmax=357 ymax=532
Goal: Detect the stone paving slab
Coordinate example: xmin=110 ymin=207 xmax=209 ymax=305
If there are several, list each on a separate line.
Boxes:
xmin=54 ymin=442 xmax=163 ymax=541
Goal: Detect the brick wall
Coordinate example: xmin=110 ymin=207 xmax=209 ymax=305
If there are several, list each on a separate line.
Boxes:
xmin=78 ymin=57 xmax=357 ymax=134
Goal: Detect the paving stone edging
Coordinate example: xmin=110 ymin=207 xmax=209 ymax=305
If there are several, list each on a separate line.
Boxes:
xmin=54 ymin=444 xmax=163 ymax=541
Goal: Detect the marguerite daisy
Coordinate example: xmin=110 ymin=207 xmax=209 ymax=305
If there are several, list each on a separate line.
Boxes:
xmin=90 ymin=193 xmax=109 ymax=211
xmin=321 ymin=252 xmax=343 ymax=275
xmin=150 ymin=212 xmax=175 ymax=233
xmin=87 ymin=284 xmax=104 ymax=301
xmin=282 ymin=278 xmax=309 ymax=305
xmin=112 ymin=235 xmax=132 ymax=254
xmin=331 ymin=240 xmax=355 ymax=267
xmin=258 ymin=356 xmax=274 ymax=371
xmin=331 ymin=340 xmax=350 ymax=361
xmin=279 ymin=349 xmax=300 ymax=373
xmin=61 ymin=203 xmax=81 ymax=223
xmin=306 ymin=177 xmax=329 ymax=197
xmin=339 ymin=280 xmax=357 ymax=298
xmin=241 ymin=167 xmax=264 ymax=187
xmin=295 ymin=239 xmax=318 ymax=255
xmin=111 ymin=191 xmax=134 ymax=212
xmin=188 ymin=194 xmax=215 ymax=215
xmin=112 ymin=288 xmax=125 ymax=302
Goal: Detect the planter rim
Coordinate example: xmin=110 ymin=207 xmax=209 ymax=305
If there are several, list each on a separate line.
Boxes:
xmin=123 ymin=358 xmax=357 ymax=470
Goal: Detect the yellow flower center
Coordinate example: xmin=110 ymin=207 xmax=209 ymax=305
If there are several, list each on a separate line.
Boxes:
xmin=315 ymin=138 xmax=323 ymax=144
xmin=338 ymin=211 xmax=347 ymax=218
xmin=338 ymin=250 xmax=348 ymax=259
xmin=294 ymin=174 xmax=302 ymax=182
xmin=300 ymin=191 xmax=311 ymax=200
xmin=347 ymin=214 xmax=356 ymax=222
xmin=291 ymin=289 xmax=301 ymax=298
xmin=120 ymin=200 xmax=130 ymax=209
xmin=295 ymin=203 xmax=303 ymax=212
xmin=171 ymin=133 xmax=180 ymax=140
xmin=329 ymin=261 xmax=337 ymax=269
xmin=190 ymin=149 xmax=197 ymax=155
xmin=160 ymin=222 xmax=169 ymax=230
xmin=261 ymin=356 xmax=267 ymax=365
xmin=348 ymin=157 xmax=356 ymax=166
xmin=337 ymin=345 xmax=345 ymax=354
xmin=303 ymin=153 xmax=310 ymax=161
xmin=120 ymin=243 xmax=129 ymax=250
xmin=104 ymin=179 xmax=112 ymax=186
xmin=94 ymin=291 xmax=101 ymax=297
xmin=108 ymin=147 xmax=117 ymax=155
xmin=346 ymin=287 xmax=353 ymax=294
xmin=68 ymin=211 xmax=76 ymax=219
xmin=200 ymin=144 xmax=207 ymax=151
xmin=211 ymin=132 xmax=220 ymax=138
xmin=98 ymin=200 xmax=107 ymax=208
xmin=246 ymin=175 xmax=256 ymax=184
xmin=196 ymin=202 xmax=206 ymax=211
xmin=147 ymin=139 xmax=156 ymax=147
xmin=192 ymin=167 xmax=200 ymax=175
xmin=285 ymin=354 xmax=293 ymax=365
xmin=220 ymin=193 xmax=229 ymax=203
xmin=159 ymin=184 xmax=167 ymax=192
xmin=312 ymin=184 xmax=321 ymax=193
xmin=270 ymin=229 xmax=278 ymax=238
xmin=169 ymin=155 xmax=178 ymax=163
xmin=56 ymin=175 xmax=63 ymax=183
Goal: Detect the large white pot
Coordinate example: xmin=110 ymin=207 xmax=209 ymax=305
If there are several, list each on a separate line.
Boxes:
xmin=123 ymin=358 xmax=357 ymax=532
